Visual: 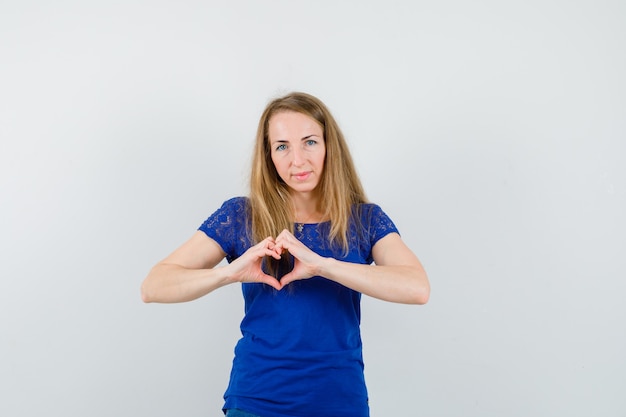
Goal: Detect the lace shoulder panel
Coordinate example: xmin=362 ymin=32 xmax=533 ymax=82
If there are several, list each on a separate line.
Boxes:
xmin=198 ymin=197 xmax=251 ymax=262
xmin=359 ymin=203 xmax=399 ymax=246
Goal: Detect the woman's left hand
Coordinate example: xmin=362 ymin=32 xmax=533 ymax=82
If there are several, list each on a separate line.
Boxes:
xmin=272 ymin=229 xmax=429 ymax=304
xmin=273 ymin=229 xmax=324 ymax=286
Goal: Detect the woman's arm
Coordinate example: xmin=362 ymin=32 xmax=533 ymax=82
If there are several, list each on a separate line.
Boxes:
xmin=275 ymin=231 xmax=430 ymax=305
xmin=141 ymin=231 xmax=282 ymax=303
xmin=321 ymin=233 xmax=429 ymax=304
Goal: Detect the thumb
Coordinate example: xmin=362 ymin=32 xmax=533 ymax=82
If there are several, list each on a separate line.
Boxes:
xmin=259 ymin=273 xmax=283 ymax=291
xmin=279 ymin=271 xmax=296 ymax=287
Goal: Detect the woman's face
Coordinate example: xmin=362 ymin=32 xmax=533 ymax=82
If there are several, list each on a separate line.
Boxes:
xmin=268 ymin=111 xmax=326 ymax=196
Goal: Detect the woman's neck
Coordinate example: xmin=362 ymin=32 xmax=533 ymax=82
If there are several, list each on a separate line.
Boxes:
xmin=290 ymin=192 xmax=322 ymax=223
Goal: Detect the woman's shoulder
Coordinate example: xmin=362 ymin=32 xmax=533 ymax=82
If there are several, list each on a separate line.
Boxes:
xmin=216 ymin=196 xmax=251 ymax=213
xmin=222 ymin=196 xmax=249 ymax=207
xmin=352 ymin=201 xmax=385 ymax=217
xmin=357 ymin=202 xmax=380 ymax=209
xmin=352 ymin=201 xmax=398 ymax=233
xmin=203 ymin=196 xmax=250 ymax=223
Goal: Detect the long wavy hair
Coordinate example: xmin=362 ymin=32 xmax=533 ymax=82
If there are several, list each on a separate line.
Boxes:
xmin=248 ymin=92 xmax=367 ymax=260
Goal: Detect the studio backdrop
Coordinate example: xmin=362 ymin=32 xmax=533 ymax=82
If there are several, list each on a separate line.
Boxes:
xmin=1 ymin=1 xmax=624 ymax=416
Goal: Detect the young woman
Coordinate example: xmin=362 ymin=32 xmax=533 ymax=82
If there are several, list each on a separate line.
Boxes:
xmin=141 ymin=92 xmax=430 ymax=417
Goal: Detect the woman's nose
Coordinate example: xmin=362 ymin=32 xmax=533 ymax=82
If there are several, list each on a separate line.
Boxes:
xmin=291 ymin=147 xmax=304 ymax=166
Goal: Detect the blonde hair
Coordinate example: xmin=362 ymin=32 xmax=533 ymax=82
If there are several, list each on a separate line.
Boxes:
xmin=249 ymin=92 xmax=367 ymax=256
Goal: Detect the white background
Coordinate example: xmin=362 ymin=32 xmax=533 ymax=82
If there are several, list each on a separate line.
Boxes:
xmin=1 ymin=1 xmax=625 ymax=416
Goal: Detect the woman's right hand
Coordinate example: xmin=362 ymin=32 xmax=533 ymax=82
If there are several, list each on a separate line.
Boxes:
xmin=225 ymin=236 xmax=283 ymax=290
xmin=141 ymin=233 xmax=284 ymax=303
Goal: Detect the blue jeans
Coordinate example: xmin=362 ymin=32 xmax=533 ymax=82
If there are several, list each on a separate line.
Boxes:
xmin=225 ymin=409 xmax=262 ymax=417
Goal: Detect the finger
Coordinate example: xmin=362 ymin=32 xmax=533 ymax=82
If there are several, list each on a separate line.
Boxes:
xmin=272 ymin=241 xmax=286 ymax=256
xmin=261 ymin=237 xmax=275 ymax=249
xmin=274 ymin=237 xmax=294 ymax=253
xmin=256 ymin=238 xmax=282 ymax=259
xmin=276 ymin=229 xmax=296 ymax=242
xmin=263 ymin=247 xmax=282 ymax=260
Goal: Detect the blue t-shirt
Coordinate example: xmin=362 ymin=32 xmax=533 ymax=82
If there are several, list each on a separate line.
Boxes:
xmin=198 ymin=197 xmax=399 ymax=417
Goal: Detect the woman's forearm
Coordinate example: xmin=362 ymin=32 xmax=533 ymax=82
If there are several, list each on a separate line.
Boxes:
xmin=141 ymin=263 xmax=234 ymax=303
xmin=318 ymin=258 xmax=430 ymax=305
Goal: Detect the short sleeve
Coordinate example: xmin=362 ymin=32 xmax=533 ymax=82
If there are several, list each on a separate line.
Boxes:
xmin=198 ymin=197 xmax=251 ymax=262
xmin=365 ymin=204 xmax=399 ymax=246
xmin=350 ymin=203 xmax=400 ymax=265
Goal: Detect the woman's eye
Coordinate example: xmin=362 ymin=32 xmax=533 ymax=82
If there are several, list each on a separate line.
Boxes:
xmin=275 ymin=144 xmax=287 ymax=151
xmin=305 ymin=139 xmax=317 ymax=146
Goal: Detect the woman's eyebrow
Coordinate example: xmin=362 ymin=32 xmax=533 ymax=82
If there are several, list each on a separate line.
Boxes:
xmin=271 ymin=134 xmax=319 ymax=144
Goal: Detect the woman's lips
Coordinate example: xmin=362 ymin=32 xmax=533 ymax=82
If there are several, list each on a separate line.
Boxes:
xmin=293 ymin=171 xmax=311 ymax=181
